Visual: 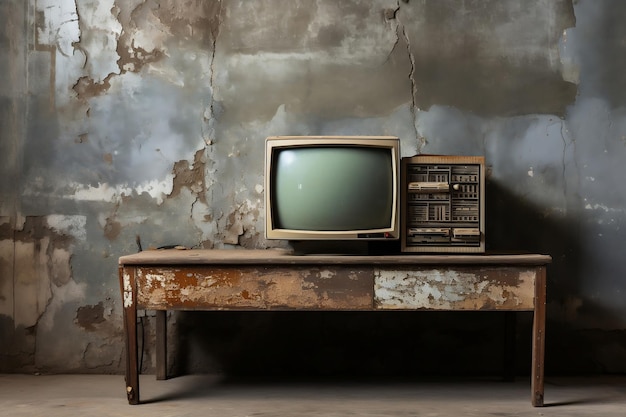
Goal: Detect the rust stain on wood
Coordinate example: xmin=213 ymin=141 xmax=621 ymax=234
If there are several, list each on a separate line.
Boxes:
xmin=136 ymin=266 xmax=374 ymax=310
xmin=374 ymin=267 xmax=536 ymax=311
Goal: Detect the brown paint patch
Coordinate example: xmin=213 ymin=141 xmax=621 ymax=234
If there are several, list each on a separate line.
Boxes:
xmin=224 ymin=201 xmax=261 ymax=247
xmin=14 ymin=217 xmax=72 ymax=249
xmin=103 ymin=153 xmax=113 ymax=164
xmin=0 ymin=222 xmax=12 ymax=240
xmin=72 ymin=75 xmax=113 ymax=100
xmin=238 ymin=230 xmax=263 ymax=249
xmin=116 ymin=41 xmax=164 ymax=74
xmin=103 ymin=217 xmax=122 ymax=241
xmin=135 ymin=265 xmax=373 ymax=310
xmin=223 ymin=211 xmax=243 ymax=245
xmin=10 ymin=218 xmax=75 ymax=290
xmin=0 ymin=249 xmax=10 ymax=302
xmin=168 ymin=149 xmax=207 ymax=203
xmin=75 ymin=133 xmax=88 ymax=144
xmin=75 ymin=302 xmax=105 ymax=331
xmin=200 ymin=240 xmax=214 ymax=249
xmin=152 ymin=0 xmax=222 ymax=46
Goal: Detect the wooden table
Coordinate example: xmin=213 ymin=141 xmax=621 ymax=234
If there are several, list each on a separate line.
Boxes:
xmin=118 ymin=249 xmax=550 ymax=406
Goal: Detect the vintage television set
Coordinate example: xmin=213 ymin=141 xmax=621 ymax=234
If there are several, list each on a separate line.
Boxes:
xmin=401 ymin=155 xmax=485 ymax=253
xmin=264 ymin=136 xmax=400 ymax=246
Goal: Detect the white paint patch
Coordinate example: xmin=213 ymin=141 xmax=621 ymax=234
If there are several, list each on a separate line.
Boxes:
xmin=128 ymin=14 xmax=170 ymax=57
xmin=528 ymin=167 xmax=534 ymax=177
xmin=64 ymin=176 xmax=174 ymax=204
xmin=36 ymin=0 xmax=80 ymax=56
xmin=255 ymin=184 xmax=264 ymax=194
xmin=134 ymin=175 xmax=175 ymax=204
xmin=374 ymin=269 xmax=474 ymax=309
xmin=319 ymin=270 xmax=335 ymax=279
xmin=374 ymin=269 xmax=534 ymax=310
xmin=179 ymin=287 xmax=192 ymax=301
xmin=73 ymin=0 xmax=123 ymax=82
xmin=46 ymin=215 xmax=87 ymax=241
xmin=123 ymin=273 xmax=133 ymax=308
xmin=145 ymin=273 xmax=165 ymax=287
xmin=68 ymin=182 xmax=132 ymax=202
xmin=584 ymin=203 xmax=624 ymax=213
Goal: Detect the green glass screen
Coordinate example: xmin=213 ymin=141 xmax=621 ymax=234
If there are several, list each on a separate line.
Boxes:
xmin=272 ymin=147 xmax=393 ymax=231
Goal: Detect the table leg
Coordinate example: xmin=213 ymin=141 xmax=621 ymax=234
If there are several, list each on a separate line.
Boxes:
xmin=120 ymin=266 xmax=140 ymax=405
xmin=156 ymin=310 xmax=167 ymax=380
xmin=531 ymin=266 xmax=546 ymax=407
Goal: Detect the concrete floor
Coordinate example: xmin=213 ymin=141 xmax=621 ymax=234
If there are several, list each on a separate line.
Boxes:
xmin=0 ymin=374 xmax=625 ymax=417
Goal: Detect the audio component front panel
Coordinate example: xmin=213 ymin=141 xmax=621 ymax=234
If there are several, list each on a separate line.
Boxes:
xmin=401 ymin=155 xmax=485 ymax=253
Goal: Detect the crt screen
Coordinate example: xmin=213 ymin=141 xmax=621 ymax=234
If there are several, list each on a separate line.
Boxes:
xmin=272 ymin=146 xmax=393 ymax=231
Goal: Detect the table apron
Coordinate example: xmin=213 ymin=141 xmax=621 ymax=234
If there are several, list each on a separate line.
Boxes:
xmin=123 ymin=265 xmax=537 ymax=311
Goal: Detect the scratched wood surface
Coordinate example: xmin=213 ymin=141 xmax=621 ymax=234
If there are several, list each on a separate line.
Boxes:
xmin=131 ymin=265 xmax=537 ymax=312
xmin=119 ymin=249 xmax=552 ymax=266
xmin=134 ymin=265 xmax=374 ymax=310
xmin=374 ymin=267 xmax=536 ymax=310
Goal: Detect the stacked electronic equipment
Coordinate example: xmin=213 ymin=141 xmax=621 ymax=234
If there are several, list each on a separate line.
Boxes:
xmin=401 ymin=155 xmax=485 ymax=253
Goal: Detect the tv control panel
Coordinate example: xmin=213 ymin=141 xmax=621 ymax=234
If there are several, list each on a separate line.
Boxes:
xmin=401 ymin=155 xmax=485 ymax=253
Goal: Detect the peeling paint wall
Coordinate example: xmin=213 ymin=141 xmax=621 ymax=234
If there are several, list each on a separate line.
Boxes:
xmin=2 ymin=0 xmax=626 ymax=375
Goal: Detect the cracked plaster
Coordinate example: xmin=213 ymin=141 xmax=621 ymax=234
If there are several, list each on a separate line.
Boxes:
xmin=2 ymin=0 xmax=626 ymax=374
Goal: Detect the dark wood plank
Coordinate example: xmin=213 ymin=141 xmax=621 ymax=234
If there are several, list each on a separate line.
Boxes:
xmin=531 ymin=266 xmax=547 ymax=406
xmin=119 ymin=266 xmax=140 ymax=404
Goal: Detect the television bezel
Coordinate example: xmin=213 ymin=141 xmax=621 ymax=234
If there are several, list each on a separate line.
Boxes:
xmin=264 ymin=135 xmax=400 ymax=240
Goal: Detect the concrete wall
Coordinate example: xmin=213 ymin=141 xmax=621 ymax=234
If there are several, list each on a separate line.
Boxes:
xmin=1 ymin=0 xmax=625 ymax=375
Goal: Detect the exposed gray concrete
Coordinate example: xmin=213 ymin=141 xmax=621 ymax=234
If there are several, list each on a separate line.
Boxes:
xmin=1 ymin=374 xmax=625 ymax=417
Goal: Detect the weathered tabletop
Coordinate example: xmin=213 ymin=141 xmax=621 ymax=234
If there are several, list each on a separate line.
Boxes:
xmin=119 ymin=248 xmax=551 ymax=266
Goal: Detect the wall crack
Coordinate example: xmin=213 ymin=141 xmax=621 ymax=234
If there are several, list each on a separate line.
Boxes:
xmin=388 ymin=1 xmax=422 ymax=153
xmin=204 ymin=0 xmax=224 ymax=147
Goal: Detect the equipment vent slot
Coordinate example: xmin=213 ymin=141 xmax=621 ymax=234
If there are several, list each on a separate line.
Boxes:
xmin=408 ymin=205 xmax=428 ymax=222
xmin=409 ymin=193 xmax=448 ymax=201
xmin=453 ymin=184 xmax=479 ymax=199
xmin=452 ymin=203 xmax=479 ymax=222
xmin=408 ymin=166 xmax=451 ymax=184
xmin=429 ymin=204 xmax=450 ymax=222
xmin=408 ymin=203 xmax=450 ymax=222
xmin=451 ymin=165 xmax=480 ymax=179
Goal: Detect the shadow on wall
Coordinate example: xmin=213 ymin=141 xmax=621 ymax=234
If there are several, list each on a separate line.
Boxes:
xmin=485 ymin=179 xmax=582 ymax=297
xmin=486 ymin=179 xmax=626 ymax=374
